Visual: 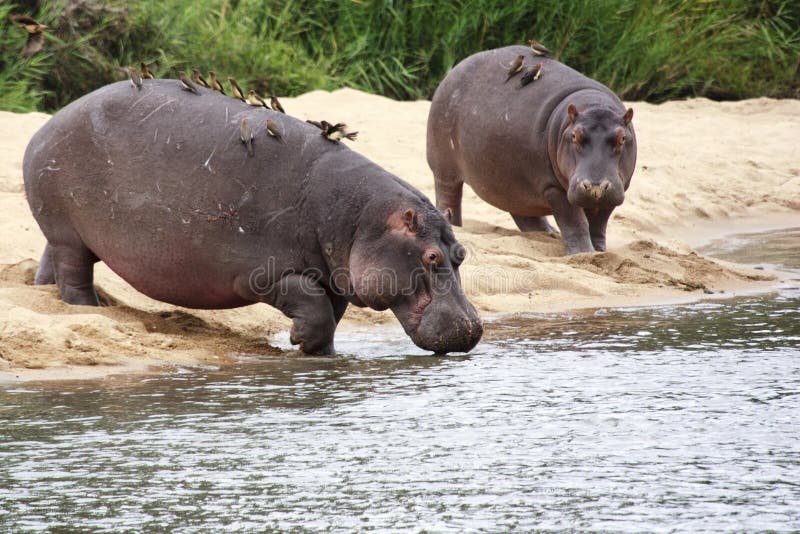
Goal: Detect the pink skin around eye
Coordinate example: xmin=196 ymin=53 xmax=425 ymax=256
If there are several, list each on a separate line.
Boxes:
xmin=423 ymin=248 xmax=443 ymax=266
xmin=572 ymin=128 xmax=583 ymax=146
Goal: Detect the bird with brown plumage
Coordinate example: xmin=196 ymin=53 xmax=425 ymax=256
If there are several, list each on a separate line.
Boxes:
xmin=9 ymin=14 xmax=49 ymax=56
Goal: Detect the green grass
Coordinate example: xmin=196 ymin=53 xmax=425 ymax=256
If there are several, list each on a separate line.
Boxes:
xmin=1 ymin=0 xmax=798 ymax=113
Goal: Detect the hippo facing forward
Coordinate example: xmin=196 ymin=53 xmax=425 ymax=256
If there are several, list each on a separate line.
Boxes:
xmin=23 ymin=80 xmax=482 ymax=354
xmin=427 ymin=46 xmax=637 ymax=254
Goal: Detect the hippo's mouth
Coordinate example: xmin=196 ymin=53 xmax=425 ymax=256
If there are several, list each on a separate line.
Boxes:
xmin=391 ymin=278 xmax=482 ymax=354
xmin=393 ymin=284 xmax=433 ymax=337
xmin=567 ymin=175 xmax=625 ymax=209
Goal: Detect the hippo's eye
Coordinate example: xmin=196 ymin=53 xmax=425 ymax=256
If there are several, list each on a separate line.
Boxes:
xmin=572 ymin=128 xmax=583 ymax=146
xmin=422 ymin=247 xmax=443 ymax=266
xmin=614 ymin=129 xmax=626 ymax=153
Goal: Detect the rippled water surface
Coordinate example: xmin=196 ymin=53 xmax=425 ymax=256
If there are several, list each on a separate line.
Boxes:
xmin=1 ymin=230 xmax=799 ymax=531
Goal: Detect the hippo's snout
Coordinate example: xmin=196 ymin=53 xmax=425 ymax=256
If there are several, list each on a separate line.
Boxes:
xmin=414 ymin=304 xmax=483 ymax=354
xmin=568 ymin=175 xmax=625 ymax=209
xmin=579 ymin=179 xmax=610 ymax=199
xmin=397 ymin=294 xmax=483 ymax=354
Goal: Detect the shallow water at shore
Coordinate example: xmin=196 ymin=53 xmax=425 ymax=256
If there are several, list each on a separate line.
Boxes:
xmin=1 ymin=229 xmax=799 ymax=531
xmin=699 ymin=226 xmax=800 ymax=270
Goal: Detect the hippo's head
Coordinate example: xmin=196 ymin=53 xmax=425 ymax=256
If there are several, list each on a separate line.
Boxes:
xmin=556 ymin=104 xmax=635 ymax=209
xmin=347 ymin=201 xmax=482 ymax=354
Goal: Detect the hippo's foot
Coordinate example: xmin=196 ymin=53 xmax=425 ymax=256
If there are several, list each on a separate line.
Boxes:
xmin=246 ymin=274 xmax=338 ymax=355
xmin=284 ymin=289 xmax=337 ymax=355
xmin=290 ymin=318 xmax=336 ymax=355
xmin=511 ymin=214 xmax=557 ymax=234
xmin=283 ymin=305 xmax=337 ymax=355
xmin=50 ymin=242 xmax=100 ymax=305
xmin=563 ymin=240 xmax=595 ymax=255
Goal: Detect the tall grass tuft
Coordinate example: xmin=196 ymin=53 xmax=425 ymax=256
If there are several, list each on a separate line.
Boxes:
xmin=1 ymin=0 xmax=798 ymax=113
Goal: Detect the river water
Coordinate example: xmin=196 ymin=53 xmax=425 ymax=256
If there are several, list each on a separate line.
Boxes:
xmin=1 ymin=229 xmax=799 ymax=531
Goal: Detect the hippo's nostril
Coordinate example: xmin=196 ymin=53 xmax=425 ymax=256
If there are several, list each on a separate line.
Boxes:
xmin=600 ymin=180 xmax=611 ymax=192
xmin=580 ymin=180 xmax=591 ymax=192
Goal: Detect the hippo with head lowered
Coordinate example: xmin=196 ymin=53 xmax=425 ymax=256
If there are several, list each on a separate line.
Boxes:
xmin=427 ymin=45 xmax=637 ymax=255
xmin=23 ymin=80 xmax=482 ymax=355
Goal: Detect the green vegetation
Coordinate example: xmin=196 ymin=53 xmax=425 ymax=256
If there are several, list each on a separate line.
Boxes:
xmin=1 ymin=0 xmax=798 ymax=113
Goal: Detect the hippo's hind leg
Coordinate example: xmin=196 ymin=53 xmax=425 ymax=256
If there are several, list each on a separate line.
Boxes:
xmin=433 ymin=172 xmax=464 ymax=226
xmin=585 ymin=208 xmax=614 ymax=252
xmin=51 ymin=242 xmax=100 ymax=306
xmin=511 ymin=215 xmax=556 ymax=234
xmin=34 ymin=243 xmax=56 ymax=285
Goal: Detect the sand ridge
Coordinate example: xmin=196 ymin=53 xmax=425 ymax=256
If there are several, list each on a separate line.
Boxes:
xmin=0 ymin=90 xmax=798 ymax=378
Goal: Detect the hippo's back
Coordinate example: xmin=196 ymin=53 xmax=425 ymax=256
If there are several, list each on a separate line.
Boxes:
xmin=22 ymin=80 xmax=347 ymax=307
xmin=428 ymin=45 xmax=613 ymax=138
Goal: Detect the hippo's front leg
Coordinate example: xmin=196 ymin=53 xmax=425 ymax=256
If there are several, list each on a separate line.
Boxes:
xmin=585 ymin=208 xmax=614 ymax=252
xmin=238 ymin=273 xmax=337 ymax=355
xmin=276 ymin=275 xmax=338 ymax=354
xmin=544 ymin=186 xmax=593 ymax=255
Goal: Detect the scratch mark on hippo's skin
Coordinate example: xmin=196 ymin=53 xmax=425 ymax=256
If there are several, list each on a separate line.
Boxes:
xmin=153 ymin=128 xmax=158 ymax=143
xmin=128 ymin=90 xmax=152 ymax=113
xmin=37 ymin=159 xmax=60 ymax=179
xmin=235 ymin=188 xmax=255 ymax=209
xmin=203 ymin=147 xmax=217 ymax=172
xmin=46 ymin=131 xmax=74 ymax=153
xmin=449 ymin=138 xmax=455 ymax=150
xmin=69 ymin=190 xmax=83 ymax=207
xmin=264 ymin=206 xmax=294 ymax=228
xmin=139 ymin=99 xmax=175 ymax=123
xmin=225 ymin=107 xmax=229 ymax=122
xmin=445 ymin=89 xmax=461 ymax=119
xmin=166 ymin=134 xmax=171 ymax=145
xmin=230 ymin=175 xmax=248 ymax=191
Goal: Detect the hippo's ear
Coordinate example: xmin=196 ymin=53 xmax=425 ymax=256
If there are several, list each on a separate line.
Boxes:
xmin=567 ymin=104 xmax=579 ymax=123
xmin=389 ymin=208 xmax=418 ymax=235
xmin=623 ymin=107 xmax=633 ymax=125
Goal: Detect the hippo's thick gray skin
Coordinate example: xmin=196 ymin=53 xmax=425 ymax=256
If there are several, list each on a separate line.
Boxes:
xmin=23 ymin=80 xmax=482 ymax=355
xmin=427 ymin=46 xmax=637 ymax=255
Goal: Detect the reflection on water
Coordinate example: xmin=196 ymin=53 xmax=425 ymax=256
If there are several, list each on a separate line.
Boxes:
xmin=1 ymin=232 xmax=799 ymax=531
